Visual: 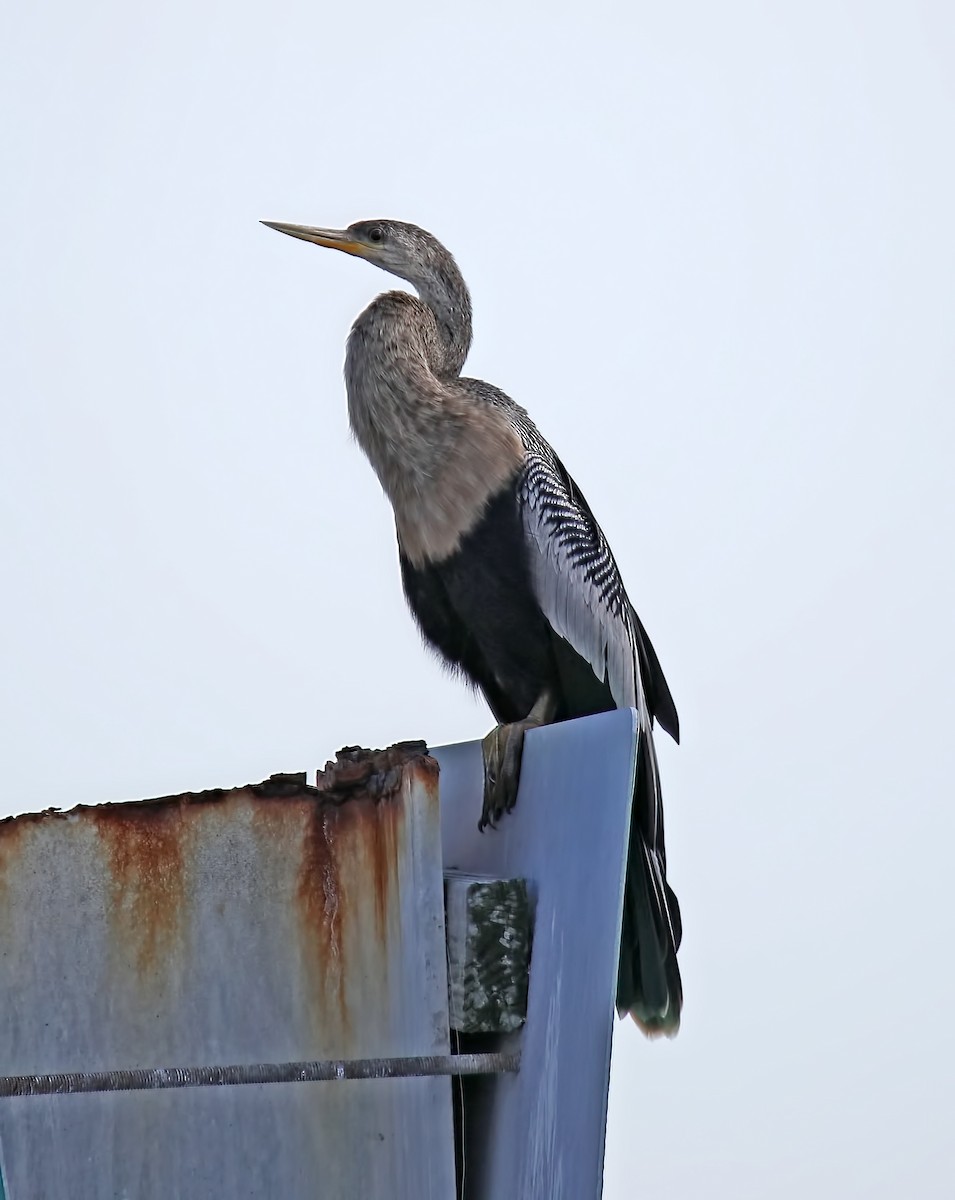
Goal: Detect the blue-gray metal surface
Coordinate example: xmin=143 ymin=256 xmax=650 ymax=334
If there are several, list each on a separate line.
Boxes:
xmin=0 ymin=760 xmax=456 ymax=1199
xmin=435 ymin=708 xmax=638 ymax=1200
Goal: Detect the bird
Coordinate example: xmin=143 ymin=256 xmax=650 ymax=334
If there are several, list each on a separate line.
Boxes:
xmin=262 ymin=217 xmax=683 ymax=1035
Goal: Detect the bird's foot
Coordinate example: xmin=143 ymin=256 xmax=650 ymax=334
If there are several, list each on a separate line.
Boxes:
xmin=479 ymin=691 xmax=556 ymax=831
xmin=480 ymin=719 xmax=540 ymax=831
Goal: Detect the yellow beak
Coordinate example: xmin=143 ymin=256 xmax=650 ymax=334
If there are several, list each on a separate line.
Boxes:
xmin=260 ymin=221 xmax=368 ymax=258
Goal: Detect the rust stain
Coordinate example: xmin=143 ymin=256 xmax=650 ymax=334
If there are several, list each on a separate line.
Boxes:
xmin=313 ymin=743 xmax=437 ymax=950
xmin=294 ymin=792 xmax=406 ymax=1044
xmin=290 ymin=743 xmax=438 ymax=1049
xmin=297 ymin=801 xmax=349 ymax=1038
xmin=89 ymin=798 xmax=191 ymax=981
xmin=366 ymin=787 xmax=401 ymax=941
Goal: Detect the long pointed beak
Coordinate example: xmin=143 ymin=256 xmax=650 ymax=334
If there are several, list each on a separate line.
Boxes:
xmin=260 ymin=221 xmax=368 ymax=258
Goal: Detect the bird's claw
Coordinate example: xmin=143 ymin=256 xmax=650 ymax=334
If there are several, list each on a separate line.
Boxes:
xmin=479 ymin=718 xmax=541 ymax=831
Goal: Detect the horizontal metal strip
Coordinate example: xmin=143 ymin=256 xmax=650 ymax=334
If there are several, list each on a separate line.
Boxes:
xmin=0 ymin=1052 xmax=521 ymax=1099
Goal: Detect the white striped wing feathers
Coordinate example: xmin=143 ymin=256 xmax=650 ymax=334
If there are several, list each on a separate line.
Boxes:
xmin=518 ymin=454 xmax=644 ymax=718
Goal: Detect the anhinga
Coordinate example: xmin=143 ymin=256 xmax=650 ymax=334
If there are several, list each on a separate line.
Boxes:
xmin=262 ymin=218 xmax=683 ymax=1035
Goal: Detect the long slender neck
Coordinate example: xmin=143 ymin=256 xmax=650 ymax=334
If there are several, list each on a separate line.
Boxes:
xmin=343 ymin=278 xmax=523 ymax=567
xmin=344 ymin=249 xmax=476 ymax=520
xmin=414 ymin=262 xmax=472 ymax=378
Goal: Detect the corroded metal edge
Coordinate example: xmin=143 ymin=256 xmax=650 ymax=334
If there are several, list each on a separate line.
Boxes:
xmin=0 ymin=1052 xmax=520 ymax=1099
xmin=315 ymin=741 xmax=436 ymax=803
xmin=0 ymin=742 xmax=438 ymax=833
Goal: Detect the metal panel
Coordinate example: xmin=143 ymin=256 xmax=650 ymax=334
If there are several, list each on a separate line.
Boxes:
xmin=435 ymin=708 xmax=638 ymax=1200
xmin=0 ymin=752 xmax=455 ymax=1199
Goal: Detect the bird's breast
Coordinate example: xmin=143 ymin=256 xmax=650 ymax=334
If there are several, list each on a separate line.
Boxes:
xmin=391 ymin=408 xmax=524 ymax=568
xmin=343 ymin=292 xmax=525 ymax=565
xmin=345 ymin=369 xmax=524 ymax=570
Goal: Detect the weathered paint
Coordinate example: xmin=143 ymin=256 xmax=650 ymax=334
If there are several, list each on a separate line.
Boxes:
xmin=445 ymin=874 xmax=531 ymax=1033
xmin=0 ymin=743 xmax=455 ymax=1199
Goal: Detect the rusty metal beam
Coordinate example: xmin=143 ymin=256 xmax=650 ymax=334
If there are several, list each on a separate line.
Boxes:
xmin=0 ymin=741 xmax=458 ymax=1199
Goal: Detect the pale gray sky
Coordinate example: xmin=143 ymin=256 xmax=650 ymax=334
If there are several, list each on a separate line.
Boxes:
xmin=2 ymin=1 xmax=954 ymax=1195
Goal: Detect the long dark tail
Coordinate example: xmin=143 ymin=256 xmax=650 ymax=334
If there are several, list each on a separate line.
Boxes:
xmin=616 ymin=731 xmax=683 ymax=1035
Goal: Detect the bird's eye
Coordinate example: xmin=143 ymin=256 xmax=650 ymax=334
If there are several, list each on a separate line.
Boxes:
xmin=367 ymin=225 xmax=384 ymax=244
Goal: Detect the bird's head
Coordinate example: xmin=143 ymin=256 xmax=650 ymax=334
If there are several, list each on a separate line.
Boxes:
xmin=261 ymin=218 xmax=456 ymax=294
xmin=263 ymin=216 xmax=473 ymax=371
